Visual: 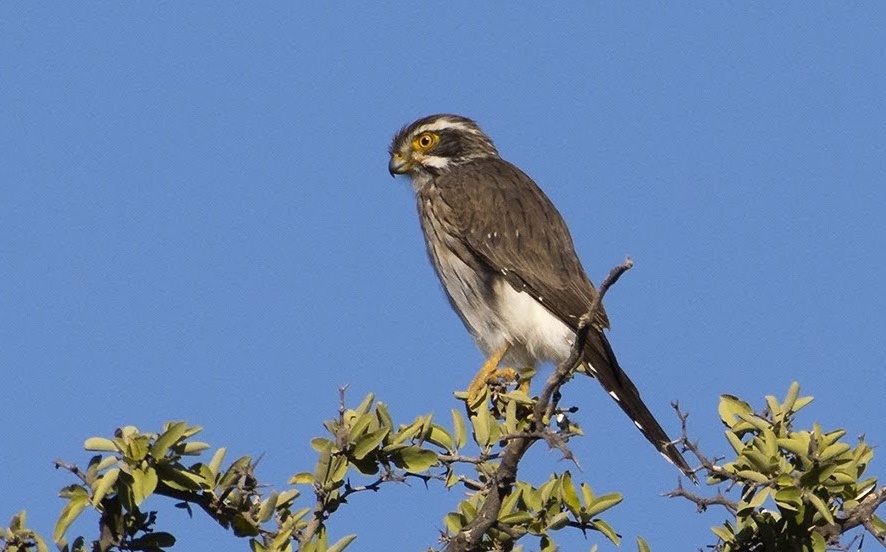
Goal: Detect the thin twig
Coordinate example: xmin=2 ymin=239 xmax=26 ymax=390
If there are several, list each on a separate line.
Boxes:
xmin=663 ymin=485 xmax=738 ymax=514
xmin=817 ymin=485 xmax=886 ymax=545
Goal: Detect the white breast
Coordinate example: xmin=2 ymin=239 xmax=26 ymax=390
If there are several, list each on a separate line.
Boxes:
xmin=493 ymin=279 xmax=575 ymax=366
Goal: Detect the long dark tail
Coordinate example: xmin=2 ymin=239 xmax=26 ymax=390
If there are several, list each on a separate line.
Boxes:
xmin=581 ymin=330 xmax=697 ymax=483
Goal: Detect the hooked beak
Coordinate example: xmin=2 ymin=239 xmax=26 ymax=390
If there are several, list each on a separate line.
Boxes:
xmin=388 ymin=152 xmax=411 ymax=177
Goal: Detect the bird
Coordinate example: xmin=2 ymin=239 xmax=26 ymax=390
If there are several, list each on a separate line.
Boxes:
xmin=388 ymin=113 xmax=694 ymax=480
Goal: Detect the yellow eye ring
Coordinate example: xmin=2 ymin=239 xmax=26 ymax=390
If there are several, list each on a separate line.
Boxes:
xmin=413 ymin=132 xmax=438 ymax=152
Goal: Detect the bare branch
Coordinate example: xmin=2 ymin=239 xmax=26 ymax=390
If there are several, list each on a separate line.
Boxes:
xmin=817 ymin=485 xmax=886 ymax=545
xmin=671 ymin=402 xmax=740 ymax=485
xmin=663 ymin=485 xmax=738 ymax=514
xmin=53 ymin=459 xmax=90 ymax=486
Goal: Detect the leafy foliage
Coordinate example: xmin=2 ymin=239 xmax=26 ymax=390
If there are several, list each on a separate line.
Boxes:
xmin=1 ymin=381 xmax=883 ymax=552
xmin=667 ymin=382 xmax=885 ymax=551
xmin=1 ymin=380 xmax=629 ymax=552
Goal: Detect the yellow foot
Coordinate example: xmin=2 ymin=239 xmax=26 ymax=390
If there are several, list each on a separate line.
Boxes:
xmin=516 ymin=378 xmax=531 ymax=396
xmin=466 ymin=344 xmax=514 ymax=409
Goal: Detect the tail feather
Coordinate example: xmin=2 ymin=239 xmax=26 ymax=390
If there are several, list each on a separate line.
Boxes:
xmin=582 ymin=330 xmax=696 ymax=483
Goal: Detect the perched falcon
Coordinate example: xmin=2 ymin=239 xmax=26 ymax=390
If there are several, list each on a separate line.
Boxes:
xmin=388 ymin=114 xmax=693 ymax=479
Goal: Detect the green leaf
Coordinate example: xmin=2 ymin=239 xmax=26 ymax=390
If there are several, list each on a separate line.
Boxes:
xmin=273 ymin=526 xmax=295 ymax=552
xmin=313 ymin=441 xmax=333 ymax=483
xmin=782 ymin=381 xmax=800 ymax=412
xmin=591 ymin=519 xmax=620 ymax=545
xmin=445 ymin=468 xmax=458 ymax=489
xmin=208 ymin=447 xmax=227 ymax=478
xmin=710 ymin=524 xmax=733 ymax=543
xmin=805 ymin=492 xmax=834 ymax=525
xmin=855 ymin=477 xmax=878 ymax=500
xmin=746 ymin=486 xmax=770 ymax=510
xmin=764 ymin=395 xmax=780 ymax=419
xmin=818 ymin=442 xmax=850 ymax=462
xmin=155 ymin=464 xmax=206 ymax=491
xmin=128 ymin=532 xmax=176 ymax=550
xmin=444 ymin=512 xmax=465 ymax=534
xmin=636 ymin=536 xmax=651 ymax=552
xmin=375 ymin=402 xmax=393 ymax=434
xmin=718 ymin=395 xmax=753 ymax=428
xmin=150 ymin=421 xmax=188 ymax=458
xmin=180 ymin=441 xmax=211 ymax=455
xmin=131 ymin=467 xmax=147 ymax=505
xmin=257 ymin=491 xmax=278 ymax=523
xmin=327 ymin=534 xmax=356 ymax=552
xmin=390 ymin=421 xmax=423 ymax=446
xmin=325 ymin=456 xmax=349 ymax=486
xmin=54 ymin=494 xmax=89 ymax=543
xmin=735 ymin=412 xmax=772 ymax=433
xmin=584 ymin=493 xmax=623 ymax=518
xmin=810 ymin=531 xmax=826 ymax=552
xmin=822 ymin=429 xmax=847 ymax=447
xmin=84 ymin=437 xmax=118 ymax=452
xmin=355 ymin=393 xmax=375 ymax=416
xmin=352 ymin=426 xmax=389 ymax=460
xmin=777 ymin=435 xmax=809 ymax=457
xmin=724 ymin=431 xmax=745 ymax=455
xmin=393 ymin=446 xmax=438 ymax=473
xmin=277 ymin=488 xmax=300 ymax=509
xmin=96 ymin=455 xmax=118 ymax=472
xmin=471 ymin=410 xmax=491 ymax=448
xmin=33 ymin=533 xmax=50 ymax=552
xmin=499 ymin=390 xmax=533 ymax=404
xmin=761 ymin=426 xmax=778 ymax=459
xmin=181 ymin=424 xmax=203 ymax=438
xmin=827 ymin=471 xmax=856 ymax=485
xmin=451 ymin=409 xmax=467 ymax=450
xmin=426 ymin=424 xmax=454 ymax=452
xmin=544 ymin=511 xmax=570 ymax=530
xmin=91 ymin=468 xmax=119 ymax=506
xmin=580 ymin=483 xmax=594 ymax=508
xmin=9 ymin=510 xmax=25 ymax=532
xmin=311 ymin=438 xmax=334 ymax=453
xmin=498 ymin=511 xmax=534 ymax=526
xmin=523 ymin=484 xmax=542 ymax=512
xmin=504 ymin=398 xmax=518 ymax=435
xmin=774 ymin=486 xmax=801 ymax=512
xmin=792 ymin=395 xmax=814 ymax=412
xmin=499 ymin=486 xmax=523 ymax=516
xmin=290 ymin=472 xmax=314 ymax=485
xmin=125 ymin=435 xmax=151 ymax=462
xmin=231 ymin=513 xmax=260 ymax=537
xmin=559 ymin=472 xmax=581 ymax=516
xmin=735 ymin=469 xmax=770 ymax=484
xmin=218 ymin=456 xmax=252 ymax=487
xmin=347 ymin=412 xmax=375 ymax=441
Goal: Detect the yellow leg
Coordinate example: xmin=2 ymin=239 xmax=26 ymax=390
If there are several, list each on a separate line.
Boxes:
xmin=516 ymin=378 xmax=530 ymax=395
xmin=467 ymin=343 xmax=511 ymax=408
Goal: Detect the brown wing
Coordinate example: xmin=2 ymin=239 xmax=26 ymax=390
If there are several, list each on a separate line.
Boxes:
xmin=432 ymin=157 xmax=609 ymax=331
xmin=431 ymin=158 xmax=696 ymax=480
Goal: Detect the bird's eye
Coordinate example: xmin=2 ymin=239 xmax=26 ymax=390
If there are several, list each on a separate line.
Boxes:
xmin=413 ymin=132 xmax=438 ymax=152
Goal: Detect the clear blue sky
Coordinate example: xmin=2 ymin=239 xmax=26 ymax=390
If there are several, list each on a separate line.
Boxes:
xmin=2 ymin=3 xmax=884 ymax=550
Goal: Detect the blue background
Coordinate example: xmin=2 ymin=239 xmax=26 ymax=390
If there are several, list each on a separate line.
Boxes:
xmin=2 ymin=3 xmax=884 ymax=550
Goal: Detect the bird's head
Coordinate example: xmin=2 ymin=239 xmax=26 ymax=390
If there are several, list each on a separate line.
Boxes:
xmin=388 ymin=114 xmax=500 ymax=178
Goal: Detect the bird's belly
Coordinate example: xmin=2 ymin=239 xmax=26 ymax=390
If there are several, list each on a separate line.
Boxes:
xmin=492 ymin=279 xmax=575 ymax=366
xmin=435 ymin=248 xmax=574 ymax=366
